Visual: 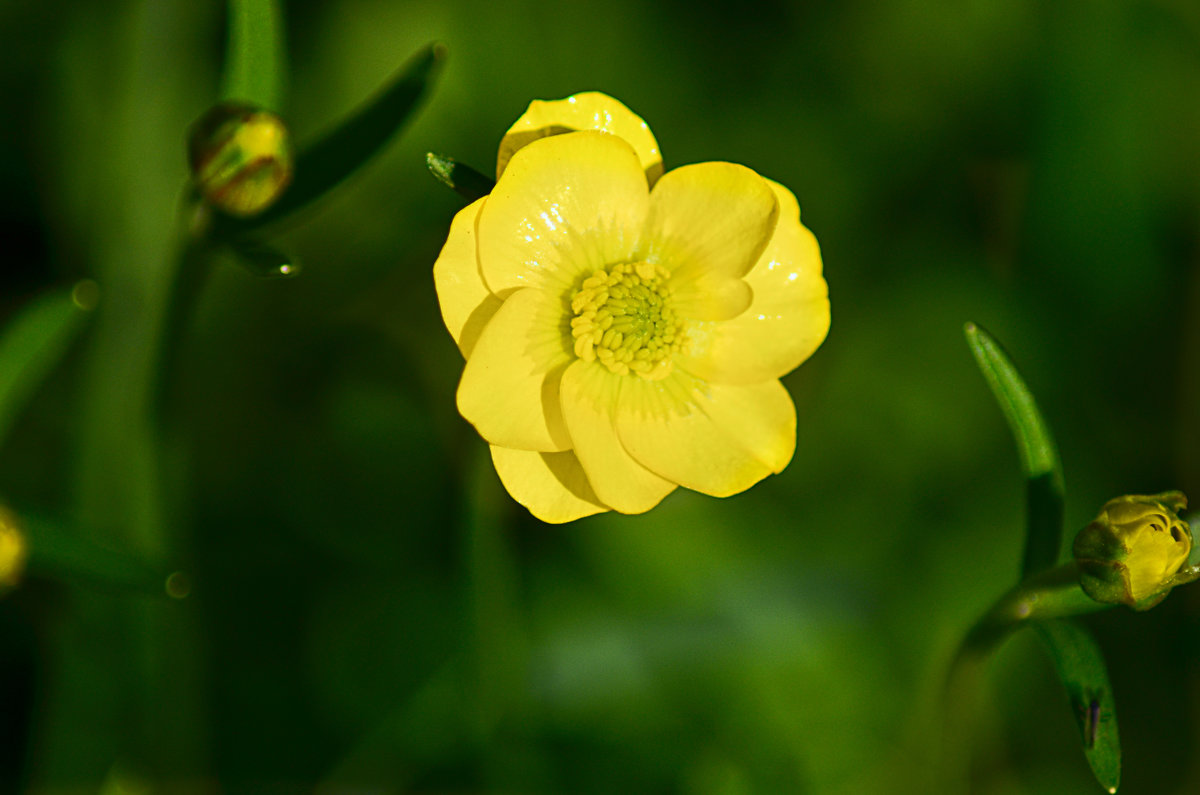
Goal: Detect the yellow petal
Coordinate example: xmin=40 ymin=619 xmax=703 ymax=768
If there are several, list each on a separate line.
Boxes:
xmin=457 ymin=287 xmax=572 ymax=452
xmin=638 ymin=162 xmax=778 ymax=321
xmin=696 ymin=378 xmax=796 ymax=473
xmin=496 ymin=92 xmax=663 ymax=185
xmin=615 ymin=373 xmax=795 ymax=498
xmin=490 ymin=445 xmax=609 ymax=523
xmin=679 ymin=180 xmax=830 ymax=384
xmin=478 ymin=131 xmax=650 ymax=297
xmin=559 ymin=360 xmax=676 ymax=513
xmin=432 ymin=197 xmax=502 ymax=358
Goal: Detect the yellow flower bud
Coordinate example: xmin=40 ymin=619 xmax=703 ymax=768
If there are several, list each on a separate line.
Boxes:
xmin=1073 ymin=491 xmax=1191 ymax=608
xmin=188 ymin=102 xmax=293 ymax=217
xmin=0 ymin=507 xmax=28 ymax=592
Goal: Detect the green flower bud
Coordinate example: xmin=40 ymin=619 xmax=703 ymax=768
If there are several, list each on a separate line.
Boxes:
xmin=0 ymin=507 xmax=27 ymax=593
xmin=1074 ymin=491 xmax=1191 ymax=608
xmin=188 ymin=102 xmax=293 ymax=217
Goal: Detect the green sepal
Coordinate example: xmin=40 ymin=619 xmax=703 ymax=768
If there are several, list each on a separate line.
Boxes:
xmin=213 ymin=43 xmax=445 ymax=238
xmin=964 ymin=322 xmax=1065 ymax=577
xmin=426 ymin=152 xmax=495 ymax=202
xmin=0 ymin=282 xmax=97 ymax=453
xmin=220 ymin=0 xmax=287 ymax=111
xmin=1032 ymin=619 xmax=1121 ymax=793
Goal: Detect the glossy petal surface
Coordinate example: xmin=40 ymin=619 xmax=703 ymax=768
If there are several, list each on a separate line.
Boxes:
xmin=457 ymin=287 xmax=572 ymax=452
xmin=478 ymin=131 xmax=649 ymax=296
xmin=615 ymin=373 xmax=795 ymax=497
xmin=496 ymin=92 xmax=662 ymax=184
xmin=559 ymin=360 xmax=676 ymax=513
xmin=490 ymin=446 xmax=608 ymax=523
xmin=695 ymin=378 xmax=796 ymax=473
xmin=432 ymin=197 xmax=502 ymax=358
xmin=638 ymin=162 xmax=777 ymax=321
xmin=679 ymin=180 xmax=830 ymax=383
xmin=435 ymin=93 xmax=829 ymax=522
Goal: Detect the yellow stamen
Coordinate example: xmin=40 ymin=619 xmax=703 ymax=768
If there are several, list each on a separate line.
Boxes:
xmin=570 ymin=262 xmax=683 ymax=379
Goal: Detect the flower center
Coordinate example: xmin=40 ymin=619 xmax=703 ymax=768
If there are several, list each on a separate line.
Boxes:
xmin=569 ymin=262 xmax=683 ymax=379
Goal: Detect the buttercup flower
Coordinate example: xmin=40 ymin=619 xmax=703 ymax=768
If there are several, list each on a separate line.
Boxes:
xmin=0 ymin=507 xmax=27 ymax=593
xmin=434 ymin=92 xmax=830 ymax=522
xmin=1074 ymin=491 xmax=1192 ymax=608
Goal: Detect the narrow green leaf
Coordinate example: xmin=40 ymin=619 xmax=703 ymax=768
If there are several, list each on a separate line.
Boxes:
xmin=965 ymin=322 xmax=1065 ymax=576
xmin=21 ymin=513 xmax=177 ymax=597
xmin=227 ymin=239 xmax=300 ymax=278
xmin=214 ymin=43 xmax=445 ymax=238
xmin=1033 ymin=619 xmax=1121 ymax=793
xmin=220 ymin=0 xmax=286 ymax=111
xmin=0 ymin=282 xmax=96 ymax=452
xmin=426 ymin=152 xmax=495 ymax=202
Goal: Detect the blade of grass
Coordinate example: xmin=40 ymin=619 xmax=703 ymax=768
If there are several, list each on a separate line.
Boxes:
xmin=0 ymin=282 xmax=96 ymax=452
xmin=220 ymin=0 xmax=286 ymax=111
xmin=226 ymin=238 xmax=300 ymax=278
xmin=964 ymin=322 xmax=1065 ymax=576
xmin=215 ymin=42 xmax=445 ymax=237
xmin=426 ymin=152 xmax=495 ymax=202
xmin=22 ymin=513 xmax=176 ymax=598
xmin=1033 ymin=619 xmax=1121 ymax=793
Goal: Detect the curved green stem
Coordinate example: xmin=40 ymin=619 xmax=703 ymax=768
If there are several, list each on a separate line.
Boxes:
xmin=941 ymin=563 xmax=1111 ymax=792
xmin=960 ymin=562 xmax=1108 ymax=658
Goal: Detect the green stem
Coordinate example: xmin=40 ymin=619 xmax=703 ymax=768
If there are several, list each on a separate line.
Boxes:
xmin=153 ymin=202 xmax=215 ymax=426
xmin=463 ymin=444 xmax=535 ymax=787
xmin=940 ymin=562 xmax=1111 ymax=792
xmin=960 ymin=562 xmax=1108 ymax=657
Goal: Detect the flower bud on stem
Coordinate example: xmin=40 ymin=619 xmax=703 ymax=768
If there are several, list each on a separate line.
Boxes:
xmin=188 ymin=102 xmax=293 ymax=218
xmin=1074 ymin=492 xmax=1192 ymax=609
xmin=943 ymin=492 xmax=1196 ymax=793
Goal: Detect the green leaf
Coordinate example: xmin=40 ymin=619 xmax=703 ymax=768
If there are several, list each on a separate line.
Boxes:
xmin=226 ymin=239 xmax=300 ymax=278
xmin=0 ymin=282 xmax=96 ymax=453
xmin=1033 ymin=619 xmax=1121 ymax=793
xmin=214 ymin=43 xmax=445 ymax=238
xmin=220 ymin=0 xmax=286 ymax=111
xmin=426 ymin=152 xmax=495 ymax=202
xmin=964 ymin=322 xmax=1065 ymax=576
xmin=21 ymin=513 xmax=178 ymax=598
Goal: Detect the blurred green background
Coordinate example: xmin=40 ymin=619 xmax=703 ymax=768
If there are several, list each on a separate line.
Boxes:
xmin=2 ymin=0 xmax=1200 ymax=792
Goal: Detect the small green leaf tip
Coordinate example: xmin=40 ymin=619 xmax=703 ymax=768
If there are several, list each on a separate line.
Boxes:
xmin=426 ymin=151 xmax=454 ymax=185
xmin=0 ymin=285 xmax=95 ymax=453
xmin=228 ymin=239 xmax=300 ymax=279
xmin=426 ymin=152 xmax=495 ymax=202
xmin=964 ymin=322 xmax=1060 ymax=480
xmin=964 ymin=322 xmax=1064 ymax=577
xmin=1074 ymin=492 xmax=1191 ymax=609
xmin=1033 ymin=620 xmax=1121 ymax=793
xmin=20 ymin=513 xmax=176 ymax=597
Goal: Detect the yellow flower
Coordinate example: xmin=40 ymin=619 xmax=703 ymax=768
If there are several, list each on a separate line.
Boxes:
xmin=0 ymin=507 xmax=27 ymax=592
xmin=434 ymin=93 xmax=830 ymax=523
xmin=1074 ymin=491 xmax=1191 ymax=608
